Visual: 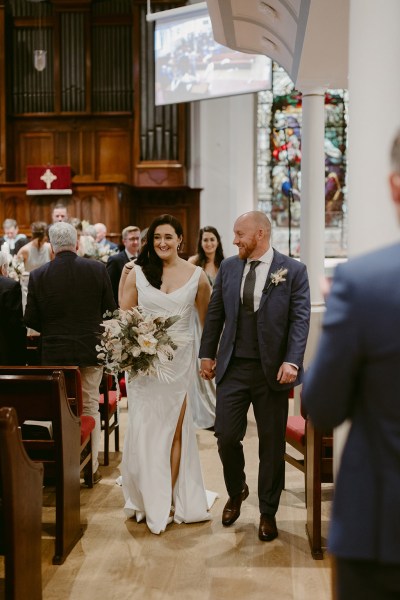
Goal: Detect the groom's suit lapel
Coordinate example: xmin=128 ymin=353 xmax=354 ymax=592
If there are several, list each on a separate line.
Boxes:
xmin=259 ymin=249 xmax=285 ymax=311
xmin=232 ymin=259 xmax=246 ymax=316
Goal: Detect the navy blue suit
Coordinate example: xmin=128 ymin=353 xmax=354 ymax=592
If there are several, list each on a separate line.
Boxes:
xmin=200 ymin=249 xmax=310 ymax=514
xmin=24 ymin=251 xmax=116 ymax=366
xmin=303 ymin=243 xmax=400 ymax=563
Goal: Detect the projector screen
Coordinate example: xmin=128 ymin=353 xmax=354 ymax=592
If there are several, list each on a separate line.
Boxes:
xmin=154 ymin=6 xmax=272 ymax=106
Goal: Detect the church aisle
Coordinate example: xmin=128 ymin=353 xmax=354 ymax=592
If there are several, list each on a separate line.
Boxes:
xmin=39 ymin=400 xmax=332 ymax=600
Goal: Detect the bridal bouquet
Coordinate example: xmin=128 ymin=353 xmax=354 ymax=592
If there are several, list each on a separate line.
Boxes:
xmin=97 ymin=306 xmax=186 ymax=383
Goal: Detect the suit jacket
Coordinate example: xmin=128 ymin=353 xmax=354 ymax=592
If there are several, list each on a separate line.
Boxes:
xmin=24 ymin=251 xmax=116 ymax=366
xmin=106 ymin=249 xmax=131 ymax=304
xmin=0 ymin=275 xmax=26 ymax=365
xmin=199 ymin=249 xmax=310 ymax=391
xmin=302 ymin=242 xmax=400 ymax=563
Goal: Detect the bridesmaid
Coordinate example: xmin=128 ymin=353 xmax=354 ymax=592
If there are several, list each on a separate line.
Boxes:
xmin=188 ymin=226 xmax=224 ymax=429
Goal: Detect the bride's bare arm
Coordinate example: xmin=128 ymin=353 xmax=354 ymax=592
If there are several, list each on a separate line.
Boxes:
xmin=120 ymin=267 xmax=138 ymax=310
xmin=118 ymin=260 xmax=135 ymax=305
xmin=195 ymin=270 xmax=212 ymax=327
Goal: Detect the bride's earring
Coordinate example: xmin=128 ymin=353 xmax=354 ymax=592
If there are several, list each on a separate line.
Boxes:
xmin=177 ymin=243 xmax=181 ymax=251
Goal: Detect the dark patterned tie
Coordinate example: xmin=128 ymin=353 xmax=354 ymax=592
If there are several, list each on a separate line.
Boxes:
xmin=242 ymin=260 xmax=260 ymax=312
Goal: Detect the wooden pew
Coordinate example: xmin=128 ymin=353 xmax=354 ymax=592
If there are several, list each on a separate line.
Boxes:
xmin=285 ymin=411 xmax=333 ymax=559
xmin=0 ymin=371 xmax=82 ymax=565
xmin=305 ymin=419 xmax=333 ymax=559
xmin=0 ymin=366 xmax=94 ymax=485
xmin=0 ymin=407 xmax=43 ymax=600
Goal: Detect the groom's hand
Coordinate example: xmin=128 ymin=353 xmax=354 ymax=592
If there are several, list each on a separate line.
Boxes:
xmin=277 ymin=362 xmax=298 ymax=385
xmin=200 ymin=358 xmax=216 ymax=380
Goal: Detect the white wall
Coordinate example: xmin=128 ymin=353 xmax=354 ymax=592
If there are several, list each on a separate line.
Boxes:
xmin=189 ymin=94 xmax=256 ymax=257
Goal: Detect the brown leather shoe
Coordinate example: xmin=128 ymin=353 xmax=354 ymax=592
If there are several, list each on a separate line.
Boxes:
xmin=222 ymin=484 xmax=249 ymax=527
xmin=259 ymin=513 xmax=278 ymax=542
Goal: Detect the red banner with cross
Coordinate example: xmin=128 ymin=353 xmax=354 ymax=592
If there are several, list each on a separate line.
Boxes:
xmin=26 ymin=165 xmax=73 ymax=195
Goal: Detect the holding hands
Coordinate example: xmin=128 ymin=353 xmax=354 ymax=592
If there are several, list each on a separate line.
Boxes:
xmin=200 ymin=358 xmax=216 ymax=380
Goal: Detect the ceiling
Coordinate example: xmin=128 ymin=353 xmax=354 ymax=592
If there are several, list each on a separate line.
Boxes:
xmin=205 ymin=0 xmax=349 ymax=91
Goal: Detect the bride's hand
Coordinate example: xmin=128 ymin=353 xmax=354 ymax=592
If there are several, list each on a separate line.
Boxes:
xmin=200 ymin=358 xmax=216 ymax=380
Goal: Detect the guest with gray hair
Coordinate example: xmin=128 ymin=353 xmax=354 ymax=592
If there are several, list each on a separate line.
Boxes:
xmin=25 ymin=221 xmax=116 ymax=485
xmin=0 ymin=250 xmax=26 ymax=365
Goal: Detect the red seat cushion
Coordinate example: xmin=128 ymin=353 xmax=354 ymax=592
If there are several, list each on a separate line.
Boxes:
xmin=118 ymin=377 xmax=127 ymax=398
xmin=286 ymin=415 xmax=306 ymax=446
xmin=80 ymin=415 xmax=95 ymax=444
xmin=99 ymin=391 xmax=118 ymax=415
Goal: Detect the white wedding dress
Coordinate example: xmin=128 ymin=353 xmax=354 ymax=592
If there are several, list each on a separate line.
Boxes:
xmin=122 ymin=264 xmax=217 ymax=534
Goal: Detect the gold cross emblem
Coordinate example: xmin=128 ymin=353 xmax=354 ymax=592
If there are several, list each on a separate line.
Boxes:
xmin=40 ymin=168 xmax=58 ymax=190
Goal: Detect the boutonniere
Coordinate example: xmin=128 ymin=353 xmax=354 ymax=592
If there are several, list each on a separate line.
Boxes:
xmin=267 ymin=267 xmax=288 ymax=289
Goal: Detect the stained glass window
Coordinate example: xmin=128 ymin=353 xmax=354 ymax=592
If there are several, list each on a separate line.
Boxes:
xmin=256 ymin=63 xmax=348 ymax=258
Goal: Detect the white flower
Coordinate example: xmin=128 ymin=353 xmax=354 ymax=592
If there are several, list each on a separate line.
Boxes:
xmin=137 ymin=333 xmax=158 ymax=354
xmin=269 ymin=267 xmax=288 ymax=287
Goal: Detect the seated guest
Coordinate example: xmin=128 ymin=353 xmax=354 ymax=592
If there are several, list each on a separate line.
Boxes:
xmin=0 ymin=218 xmax=28 ymax=256
xmin=106 ymin=225 xmax=141 ymax=305
xmin=94 ymin=223 xmax=118 ymax=251
xmin=0 ymin=250 xmax=26 ymax=365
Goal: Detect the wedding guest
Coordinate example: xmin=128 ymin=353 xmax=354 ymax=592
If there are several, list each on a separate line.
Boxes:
xmin=302 ymin=129 xmax=400 ymax=600
xmin=79 ymin=224 xmax=98 ymax=258
xmin=17 ymin=221 xmax=53 ymax=310
xmin=52 ymin=203 xmax=68 ymax=223
xmin=188 ymin=226 xmax=225 ymax=429
xmin=199 ymin=211 xmax=310 ymax=542
xmin=118 ymin=227 xmax=149 ymax=303
xmin=189 ymin=226 xmax=224 ymax=286
xmin=24 ymin=222 xmax=116 ymax=485
xmin=106 ymin=225 xmax=141 ymax=305
xmin=0 ymin=218 xmax=28 ymax=256
xmin=94 ymin=223 xmax=118 ymax=250
xmin=0 ymin=250 xmax=26 ymax=365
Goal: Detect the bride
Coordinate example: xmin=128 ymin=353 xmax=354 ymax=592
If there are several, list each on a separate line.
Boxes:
xmin=120 ymin=214 xmax=216 ymax=534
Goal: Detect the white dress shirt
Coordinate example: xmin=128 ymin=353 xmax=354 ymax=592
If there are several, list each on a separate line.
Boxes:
xmin=240 ymin=247 xmax=274 ymax=311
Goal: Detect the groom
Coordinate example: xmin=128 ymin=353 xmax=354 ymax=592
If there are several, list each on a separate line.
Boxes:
xmin=199 ymin=211 xmax=310 ymax=541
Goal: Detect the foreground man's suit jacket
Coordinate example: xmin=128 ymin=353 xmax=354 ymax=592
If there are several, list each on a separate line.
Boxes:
xmin=303 ymin=242 xmax=400 ymax=563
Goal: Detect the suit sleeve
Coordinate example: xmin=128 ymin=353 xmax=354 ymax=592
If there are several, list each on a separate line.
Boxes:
xmin=24 ymin=273 xmax=42 ymax=332
xmin=4 ymin=281 xmax=27 ymax=364
xmin=302 ymin=265 xmax=361 ymax=430
xmin=102 ymin=266 xmax=117 ymax=315
xmin=198 ymin=265 xmax=226 ymax=359
xmin=106 ymin=255 xmax=121 ymax=304
xmin=285 ymin=262 xmax=311 ymax=367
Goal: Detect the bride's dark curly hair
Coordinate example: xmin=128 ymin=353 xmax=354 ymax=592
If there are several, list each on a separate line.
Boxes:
xmin=136 ymin=214 xmax=183 ymax=289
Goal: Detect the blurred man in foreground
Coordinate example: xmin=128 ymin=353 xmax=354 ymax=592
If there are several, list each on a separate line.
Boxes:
xmin=303 ymin=130 xmax=400 ymax=599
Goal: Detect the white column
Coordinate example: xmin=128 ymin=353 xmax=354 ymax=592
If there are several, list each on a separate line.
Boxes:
xmin=347 ymin=0 xmax=400 ymax=256
xmin=300 ymin=90 xmax=326 ymax=305
xmin=189 ymin=94 xmax=256 ymax=257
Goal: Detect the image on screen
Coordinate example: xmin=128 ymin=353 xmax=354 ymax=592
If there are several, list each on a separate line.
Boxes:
xmin=154 ymin=9 xmax=272 ymax=106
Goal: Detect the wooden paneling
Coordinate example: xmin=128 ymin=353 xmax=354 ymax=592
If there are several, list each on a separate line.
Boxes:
xmin=11 ymin=117 xmax=133 ymax=183
xmin=18 ymin=133 xmax=54 ymax=179
xmin=96 ymin=131 xmax=131 ymax=182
